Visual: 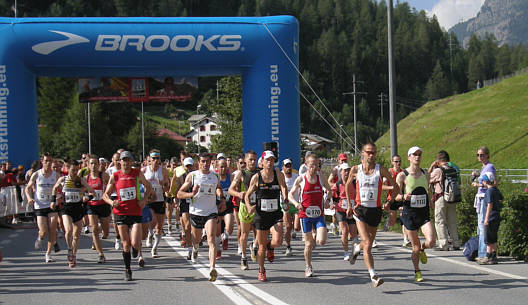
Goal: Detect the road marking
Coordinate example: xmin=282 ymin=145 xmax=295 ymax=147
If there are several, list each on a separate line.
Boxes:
xmin=377 ymin=240 xmax=527 ymax=280
xmin=164 ymin=237 xmax=289 ymax=305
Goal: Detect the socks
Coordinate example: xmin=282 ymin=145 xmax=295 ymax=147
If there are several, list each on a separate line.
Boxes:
xmin=122 ymin=251 xmax=131 ymax=270
xmin=153 ymin=234 xmax=161 ymax=248
xmin=368 ymin=268 xmax=376 ymax=277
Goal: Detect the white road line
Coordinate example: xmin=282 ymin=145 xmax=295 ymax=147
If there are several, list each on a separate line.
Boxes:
xmin=377 ymin=241 xmax=527 ymax=280
xmin=164 ymin=237 xmax=289 ymax=305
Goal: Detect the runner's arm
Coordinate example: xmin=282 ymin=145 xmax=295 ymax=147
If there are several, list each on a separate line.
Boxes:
xmin=102 ymin=175 xmax=116 ymax=206
xmin=276 ymin=169 xmax=289 ymax=210
xmin=380 ymin=166 xmax=401 ymax=199
xmin=288 ymin=176 xmax=303 ymax=210
xmin=395 ymin=172 xmax=407 ymax=201
xmin=24 ymin=172 xmax=38 ymax=204
xmin=228 ymin=170 xmax=244 ymax=200
xmin=138 ymin=172 xmax=153 ymax=209
xmin=177 ymin=173 xmax=196 ymax=199
xmin=345 ymin=165 xmax=358 ymax=217
xmin=216 ymin=181 xmax=226 ymax=212
xmin=244 ymin=174 xmax=259 ymax=214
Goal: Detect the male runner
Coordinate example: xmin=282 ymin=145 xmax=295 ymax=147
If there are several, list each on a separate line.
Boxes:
xmin=281 ymin=158 xmax=300 ymax=256
xmin=170 ymin=157 xmax=194 ymax=258
xmin=216 ymin=158 xmax=234 ymax=258
xmin=289 ymin=154 xmax=331 ymax=277
xmin=383 ymin=154 xmax=410 ymax=247
xmin=165 ymin=157 xmax=180 ymax=236
xmin=345 ymin=142 xmax=400 ymax=287
xmin=230 ymin=155 xmax=246 ymax=255
xmin=107 ymin=152 xmax=122 ymax=250
xmin=245 ymin=151 xmax=289 ymax=282
xmin=395 ymin=146 xmax=436 ymax=283
xmin=177 ymin=152 xmax=226 ymax=282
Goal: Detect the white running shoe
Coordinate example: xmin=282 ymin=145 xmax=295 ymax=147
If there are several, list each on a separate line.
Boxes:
xmin=151 ymin=248 xmax=159 ymax=258
xmin=34 ymin=238 xmax=43 ymax=250
xmin=371 ymin=275 xmax=384 ymax=287
xmin=45 ymin=253 xmax=55 ymax=263
xmin=343 ymin=253 xmax=350 ymax=261
xmin=349 ymin=244 xmax=360 ymax=265
xmin=114 ymin=239 xmax=120 ymax=250
xmin=146 ymin=233 xmax=153 ymax=248
xmin=285 ymin=247 xmax=292 ymax=257
xmin=97 ymin=254 xmax=106 ymax=264
xmin=191 ymin=249 xmax=198 ymax=263
xmin=372 ymin=239 xmax=378 ymax=248
xmin=305 ymin=265 xmax=314 ymax=277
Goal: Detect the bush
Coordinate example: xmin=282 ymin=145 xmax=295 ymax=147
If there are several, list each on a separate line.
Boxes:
xmin=456 ymin=183 xmax=478 ymax=243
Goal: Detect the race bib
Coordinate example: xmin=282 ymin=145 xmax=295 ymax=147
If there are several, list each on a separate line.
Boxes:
xmin=305 ymin=206 xmax=322 ymax=218
xmin=341 ymin=199 xmax=349 ymax=210
xmin=198 ymin=183 xmax=215 ymax=197
xmin=410 ymin=194 xmax=427 ymax=208
xmin=152 ymin=185 xmax=164 ymax=201
xmin=37 ymin=190 xmax=52 ymax=202
xmin=186 ymin=198 xmax=191 ymax=204
xmin=93 ymin=190 xmax=103 ymax=201
xmin=64 ymin=191 xmax=81 ymax=203
xmin=249 ymin=192 xmax=256 ymax=204
xmin=360 ymin=186 xmax=378 ymax=206
xmin=120 ymin=186 xmax=137 ymax=201
xmin=260 ymin=198 xmax=279 ymax=212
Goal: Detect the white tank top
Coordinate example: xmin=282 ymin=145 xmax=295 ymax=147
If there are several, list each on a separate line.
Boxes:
xmin=356 ymin=164 xmax=382 ymax=208
xmin=282 ymin=172 xmax=299 ymax=202
xmin=144 ymin=165 xmax=164 ymax=202
xmin=189 ymin=170 xmax=218 ymax=216
xmin=34 ymin=169 xmax=57 ymax=209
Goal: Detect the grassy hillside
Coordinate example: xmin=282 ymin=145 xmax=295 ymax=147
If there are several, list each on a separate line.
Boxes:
xmin=376 ymin=73 xmax=528 ymax=169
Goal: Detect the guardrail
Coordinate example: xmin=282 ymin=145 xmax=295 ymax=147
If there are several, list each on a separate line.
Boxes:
xmin=460 ymin=169 xmax=528 ymax=184
xmin=0 ymin=185 xmax=32 ymax=218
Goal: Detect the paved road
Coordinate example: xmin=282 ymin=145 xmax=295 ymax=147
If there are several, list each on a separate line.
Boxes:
xmin=1 ymin=221 xmax=527 ymax=305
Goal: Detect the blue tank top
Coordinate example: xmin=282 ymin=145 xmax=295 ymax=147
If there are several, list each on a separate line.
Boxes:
xmin=219 ymin=173 xmax=231 ymax=192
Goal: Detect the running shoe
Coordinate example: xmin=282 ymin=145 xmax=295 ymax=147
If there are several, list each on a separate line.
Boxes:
xmin=98 ymin=254 xmax=106 ymax=264
xmin=114 ymin=238 xmax=120 ymax=250
xmin=414 ymin=271 xmax=424 ymax=282
xmin=67 ymin=249 xmax=73 ymax=267
xmin=241 ymin=257 xmax=249 ymax=270
xmin=45 ymin=253 xmax=55 ymax=263
xmin=138 ymin=256 xmax=145 ymax=267
xmin=477 ymin=257 xmax=496 ymax=265
xmin=285 ymin=246 xmax=292 ymax=257
xmin=70 ymin=254 xmax=77 ymax=268
xmin=34 ymin=238 xmax=42 ymax=250
xmin=349 ymin=245 xmax=360 ymax=265
xmin=291 ymin=231 xmax=297 ymax=239
xmin=191 ymin=249 xmax=198 ymax=263
xmin=209 ymin=268 xmax=218 ymax=282
xmin=216 ymin=250 xmax=222 ymax=260
xmin=305 ymin=265 xmax=313 ymax=277
xmin=54 ymin=242 xmax=60 ymax=253
xmin=371 ymin=275 xmax=384 ymax=287
xmin=372 ymin=240 xmax=378 ymax=248
xmin=250 ymin=243 xmax=257 ymax=262
xmin=186 ymin=249 xmax=192 ymax=261
xmin=343 ymin=253 xmax=350 ymax=261
xmin=146 ymin=233 xmax=153 ymax=248
xmin=258 ymin=268 xmax=267 ymax=282
xmin=132 ymin=247 xmax=138 ymax=258
xmin=91 ymin=243 xmax=96 ymax=250
xmin=222 ymin=237 xmax=228 ymax=251
xmin=151 ymin=248 xmax=159 ymax=258
xmin=267 ymin=248 xmax=275 ymax=263
xmin=167 ymin=225 xmax=172 ymax=236
xmin=124 ymin=269 xmax=132 ymax=281
xmin=419 ymin=250 xmax=428 ymax=264
xmin=402 ymin=241 xmax=412 ymax=248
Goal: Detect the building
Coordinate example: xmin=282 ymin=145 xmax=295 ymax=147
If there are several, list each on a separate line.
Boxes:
xmin=185 ymin=114 xmax=221 ymax=150
xmin=300 ymin=133 xmax=335 ymax=152
xmin=155 ymin=128 xmax=188 ymax=147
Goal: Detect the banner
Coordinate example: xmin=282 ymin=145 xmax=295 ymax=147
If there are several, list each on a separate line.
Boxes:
xmin=78 ymin=77 xmax=198 ymax=103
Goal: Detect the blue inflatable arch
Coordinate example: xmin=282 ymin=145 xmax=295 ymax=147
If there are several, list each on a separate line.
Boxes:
xmin=0 ymin=16 xmax=300 ymax=168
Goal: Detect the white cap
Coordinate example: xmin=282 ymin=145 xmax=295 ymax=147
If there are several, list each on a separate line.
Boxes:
xmin=261 ymin=150 xmax=275 ymax=160
xmin=216 ymin=153 xmax=226 ymax=160
xmin=407 ymin=146 xmax=423 ymax=156
xmin=183 ymin=157 xmax=194 ymax=166
xmin=283 ymin=158 xmax=292 ymax=165
xmin=339 ymin=163 xmax=351 ymax=171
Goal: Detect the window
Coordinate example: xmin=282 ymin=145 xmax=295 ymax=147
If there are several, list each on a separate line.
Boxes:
xmin=200 ymin=136 xmax=206 ymax=142
xmin=210 ymin=124 xmax=216 ymax=131
xmin=200 ymin=125 xmax=205 ymax=131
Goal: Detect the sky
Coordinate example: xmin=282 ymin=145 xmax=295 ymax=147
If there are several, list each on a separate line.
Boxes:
xmin=402 ymin=0 xmax=486 ymax=30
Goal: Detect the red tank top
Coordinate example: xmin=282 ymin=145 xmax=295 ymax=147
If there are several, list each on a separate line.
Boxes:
xmin=113 ymin=168 xmax=141 ymax=216
xmin=332 ymin=181 xmax=355 ymax=213
xmin=386 ymin=167 xmax=402 ymax=202
xmin=299 ymin=174 xmax=324 ymax=218
xmin=87 ymin=174 xmax=105 ymax=206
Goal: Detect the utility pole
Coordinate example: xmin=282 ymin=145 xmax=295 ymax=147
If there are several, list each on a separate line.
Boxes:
xmin=342 ymin=74 xmax=367 ymax=155
xmin=448 ymin=33 xmax=458 ymax=77
xmin=387 ymin=0 xmax=398 ymax=157
xmin=378 ymin=92 xmax=387 ymax=121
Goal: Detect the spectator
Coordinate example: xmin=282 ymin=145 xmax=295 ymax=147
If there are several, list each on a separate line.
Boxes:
xmin=477 ymin=172 xmax=502 ymax=265
xmin=26 ymin=160 xmax=41 ymax=182
xmin=429 ymin=150 xmax=460 ymax=251
xmin=472 ymin=146 xmax=496 ymax=259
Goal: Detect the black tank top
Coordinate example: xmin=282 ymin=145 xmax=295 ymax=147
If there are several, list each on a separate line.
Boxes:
xmin=256 ymin=169 xmax=280 ymax=213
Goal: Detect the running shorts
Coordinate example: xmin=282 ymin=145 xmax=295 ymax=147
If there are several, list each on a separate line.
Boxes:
xmin=34 ymin=207 xmax=58 ymax=217
xmin=335 ymin=211 xmax=356 ymax=225
xmin=400 ymin=206 xmax=430 ymax=231
xmin=86 ymin=204 xmax=111 ymax=218
xmin=148 ymin=201 xmax=166 ymax=215
xmin=179 ymin=199 xmax=190 ymax=216
xmin=190 ymin=213 xmax=218 ymax=229
xmin=238 ymin=202 xmax=255 ymax=224
xmin=300 ymin=216 xmax=326 ymax=233
xmin=353 ymin=205 xmax=382 ymax=227
xmin=254 ymin=210 xmax=283 ymax=231
xmin=486 ymin=219 xmax=500 ymax=244
xmin=115 ymin=215 xmax=142 ymax=226
xmin=218 ymin=199 xmax=234 ymax=217
xmin=62 ymin=202 xmax=87 ymax=223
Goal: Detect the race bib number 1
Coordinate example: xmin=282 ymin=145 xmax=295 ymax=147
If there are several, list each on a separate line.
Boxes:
xmin=260 ymin=198 xmax=279 ymax=212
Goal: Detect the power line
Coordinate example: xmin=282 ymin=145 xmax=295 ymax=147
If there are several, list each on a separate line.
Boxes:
xmin=342 ymin=74 xmax=367 ymax=155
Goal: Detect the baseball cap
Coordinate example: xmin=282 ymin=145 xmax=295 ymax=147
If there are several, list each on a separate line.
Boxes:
xmin=305 ymin=151 xmax=313 ymax=158
xmin=183 ymin=157 xmax=194 ymax=166
xmin=338 ymin=153 xmax=347 ymax=161
xmin=482 ymin=172 xmax=495 ymax=183
xmin=149 ymin=151 xmax=160 ymax=158
xmin=339 ymin=163 xmax=351 ymax=170
xmin=120 ymin=151 xmax=134 ymax=161
xmin=261 ymin=150 xmax=275 ymax=160
xmin=407 ymin=146 xmax=423 ymax=156
xmin=217 ymin=153 xmax=226 ymax=160
xmin=283 ymin=158 xmax=292 ymax=165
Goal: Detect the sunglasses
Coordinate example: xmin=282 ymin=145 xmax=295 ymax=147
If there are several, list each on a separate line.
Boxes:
xmin=476 ymin=154 xmax=487 ymax=157
xmin=363 ymin=151 xmax=377 ymax=155
xmin=393 ymin=160 xmax=401 ymax=163
xmin=239 ymin=162 xmax=246 ymax=165
xmin=152 ymin=157 xmax=160 ymax=160
xmin=284 ymin=164 xmax=292 ymax=167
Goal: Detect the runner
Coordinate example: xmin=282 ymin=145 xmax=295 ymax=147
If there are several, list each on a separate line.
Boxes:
xmin=216 ymin=157 xmax=234 ymax=259
xmin=289 ymin=153 xmax=331 ymax=277
xmin=107 ymin=152 xmax=122 ymax=250
xmin=25 ymin=153 xmax=59 ymax=263
xmin=329 ymin=163 xmax=358 ymax=261
xmin=230 ymin=155 xmax=246 ymax=256
xmin=52 ymin=159 xmax=65 ymax=252
xmin=165 ymin=157 xmax=180 ymax=236
xmin=395 ymin=146 xmax=436 ymax=283
xmin=327 ymin=153 xmax=348 ymax=235
xmin=103 ymin=151 xmax=152 ymax=281
xmin=243 ymin=151 xmax=288 ymax=282
xmin=177 ymin=152 xmax=226 ymax=282
xmin=345 ymin=142 xmax=401 ymax=287
xmin=228 ymin=150 xmax=259 ymax=271
xmin=142 ymin=149 xmax=170 ymax=258
xmin=86 ymin=155 xmax=111 ymax=263
xmin=383 ymin=154 xmax=410 ymax=247
xmin=281 ymin=158 xmax=300 ymax=256
xmin=170 ymin=157 xmax=194 ymax=259
xmin=51 ymin=160 xmax=96 ymax=268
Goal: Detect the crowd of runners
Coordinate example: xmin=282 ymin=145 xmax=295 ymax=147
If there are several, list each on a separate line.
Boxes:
xmin=21 ymin=142 xmax=500 ymax=286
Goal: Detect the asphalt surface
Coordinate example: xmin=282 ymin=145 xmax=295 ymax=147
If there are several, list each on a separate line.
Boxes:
xmin=1 ymin=220 xmax=527 ymax=305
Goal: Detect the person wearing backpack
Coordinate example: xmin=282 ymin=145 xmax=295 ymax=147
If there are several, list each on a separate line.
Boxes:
xmin=429 ymin=150 xmax=461 ymax=251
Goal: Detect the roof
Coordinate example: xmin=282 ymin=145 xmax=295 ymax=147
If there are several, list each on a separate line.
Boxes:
xmin=156 ymin=128 xmax=187 ymax=141
xmin=300 ymin=133 xmax=335 ymax=144
xmin=188 ymin=114 xmax=207 ymax=122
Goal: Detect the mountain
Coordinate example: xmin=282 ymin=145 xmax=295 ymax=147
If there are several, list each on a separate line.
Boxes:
xmin=450 ymin=0 xmax=528 ymax=47
xmin=376 ymin=73 xmax=528 ymax=169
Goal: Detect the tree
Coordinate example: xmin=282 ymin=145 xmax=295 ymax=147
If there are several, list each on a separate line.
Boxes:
xmin=425 ymin=60 xmax=452 ymax=100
